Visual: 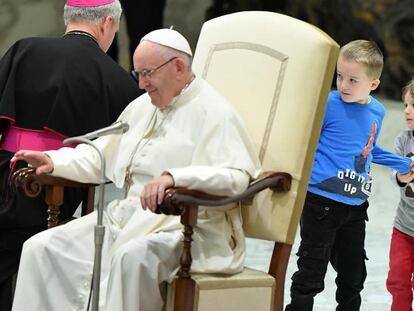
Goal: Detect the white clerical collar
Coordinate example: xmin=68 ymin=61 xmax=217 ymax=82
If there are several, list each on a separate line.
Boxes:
xmin=162 ymin=74 xmax=197 ymax=112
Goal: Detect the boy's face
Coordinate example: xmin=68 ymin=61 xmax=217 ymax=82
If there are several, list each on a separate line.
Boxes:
xmin=336 ymin=55 xmax=380 ymax=104
xmin=404 ymin=92 xmax=414 ymax=130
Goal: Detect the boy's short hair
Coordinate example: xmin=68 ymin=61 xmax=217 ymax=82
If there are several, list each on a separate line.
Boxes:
xmin=402 ymin=79 xmax=414 ymax=99
xmin=339 ymin=40 xmax=383 ymax=80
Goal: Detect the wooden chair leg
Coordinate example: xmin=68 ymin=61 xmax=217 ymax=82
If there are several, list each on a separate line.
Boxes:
xmin=45 ymin=185 xmax=64 ymax=228
xmin=268 ymin=242 xmax=292 ymax=311
xmin=174 ymin=277 xmax=196 ymax=311
xmin=81 ymin=186 xmax=95 ymax=216
xmin=174 ymin=206 xmax=198 ymax=311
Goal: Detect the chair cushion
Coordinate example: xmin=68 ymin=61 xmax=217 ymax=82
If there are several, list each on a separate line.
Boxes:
xmin=166 ymin=267 xmax=275 ymax=311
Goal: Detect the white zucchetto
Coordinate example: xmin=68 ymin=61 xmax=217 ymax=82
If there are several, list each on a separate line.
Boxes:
xmin=140 ymin=29 xmax=193 ymax=56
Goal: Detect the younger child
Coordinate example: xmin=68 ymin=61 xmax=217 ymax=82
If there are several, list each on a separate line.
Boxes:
xmin=386 ymin=79 xmax=414 ymax=311
xmin=285 ymin=40 xmax=413 ymax=311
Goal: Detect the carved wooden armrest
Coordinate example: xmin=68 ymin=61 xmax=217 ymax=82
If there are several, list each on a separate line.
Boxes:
xmin=155 ymin=171 xmax=291 ymax=310
xmin=11 ymin=167 xmax=97 ymax=228
xmin=157 ymin=171 xmax=291 ymax=216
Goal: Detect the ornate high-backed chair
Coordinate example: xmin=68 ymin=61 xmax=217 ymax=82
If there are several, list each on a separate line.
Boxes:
xmin=161 ymin=11 xmax=338 ymax=311
xmin=12 ymin=11 xmax=338 ymax=311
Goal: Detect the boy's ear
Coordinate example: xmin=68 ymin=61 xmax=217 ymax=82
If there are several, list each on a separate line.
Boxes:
xmin=371 ymin=79 xmax=380 ymax=91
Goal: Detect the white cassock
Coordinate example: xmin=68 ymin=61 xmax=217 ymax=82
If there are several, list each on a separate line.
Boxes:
xmin=12 ymin=76 xmax=261 ymax=311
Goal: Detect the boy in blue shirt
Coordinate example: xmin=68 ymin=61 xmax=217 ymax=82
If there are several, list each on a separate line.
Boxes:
xmin=285 ymin=40 xmax=414 ymax=311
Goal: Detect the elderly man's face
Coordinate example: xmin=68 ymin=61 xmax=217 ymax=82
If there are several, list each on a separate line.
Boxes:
xmin=133 ymin=41 xmax=181 ymax=109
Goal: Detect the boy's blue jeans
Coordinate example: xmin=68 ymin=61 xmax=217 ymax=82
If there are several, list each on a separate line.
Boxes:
xmin=285 ymin=192 xmax=369 ymax=311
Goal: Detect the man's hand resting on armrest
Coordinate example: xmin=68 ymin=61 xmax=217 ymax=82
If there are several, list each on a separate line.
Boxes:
xmin=140 ymin=174 xmax=175 ymax=213
xmin=11 ymin=150 xmax=54 ymax=175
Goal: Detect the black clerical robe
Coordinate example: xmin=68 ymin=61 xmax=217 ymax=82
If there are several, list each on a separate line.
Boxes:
xmin=0 ymin=33 xmax=139 ymax=301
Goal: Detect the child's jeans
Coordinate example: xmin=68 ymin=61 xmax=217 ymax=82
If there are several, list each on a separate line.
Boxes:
xmin=386 ymin=227 xmax=414 ymax=311
xmin=285 ymin=192 xmax=368 ymax=311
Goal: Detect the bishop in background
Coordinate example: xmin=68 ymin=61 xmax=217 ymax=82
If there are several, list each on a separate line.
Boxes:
xmin=0 ymin=0 xmax=139 ymax=309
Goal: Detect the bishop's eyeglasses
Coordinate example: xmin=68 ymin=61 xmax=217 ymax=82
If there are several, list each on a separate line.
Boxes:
xmin=131 ymin=57 xmax=177 ymax=82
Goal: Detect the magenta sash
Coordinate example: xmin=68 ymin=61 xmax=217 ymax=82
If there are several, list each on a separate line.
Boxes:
xmin=0 ymin=125 xmax=75 ymax=152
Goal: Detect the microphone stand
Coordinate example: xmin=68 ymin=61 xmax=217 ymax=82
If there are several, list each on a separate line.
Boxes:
xmin=63 ymin=136 xmax=106 ymax=311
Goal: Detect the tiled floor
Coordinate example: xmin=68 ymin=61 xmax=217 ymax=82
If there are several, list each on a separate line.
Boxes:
xmin=245 ymin=96 xmax=408 ymax=310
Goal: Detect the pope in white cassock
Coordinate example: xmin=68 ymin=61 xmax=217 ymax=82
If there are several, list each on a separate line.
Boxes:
xmin=11 ymin=28 xmax=261 ymax=311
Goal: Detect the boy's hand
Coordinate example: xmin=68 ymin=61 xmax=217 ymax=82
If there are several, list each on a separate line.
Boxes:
xmin=397 ymin=168 xmax=414 ymax=184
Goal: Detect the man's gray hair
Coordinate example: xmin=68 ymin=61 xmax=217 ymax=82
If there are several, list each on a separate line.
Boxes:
xmin=158 ymin=45 xmax=193 ymax=72
xmin=63 ymin=0 xmax=122 ymax=26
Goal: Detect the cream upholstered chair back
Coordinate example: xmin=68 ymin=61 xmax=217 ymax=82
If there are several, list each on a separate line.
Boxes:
xmin=192 ymin=11 xmax=338 ymax=245
xmin=164 ymin=11 xmax=338 ymax=311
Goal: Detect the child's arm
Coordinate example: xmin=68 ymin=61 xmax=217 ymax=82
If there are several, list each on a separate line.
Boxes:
xmin=372 ymin=145 xmax=412 ymax=174
xmin=395 ymin=170 xmax=414 ymax=185
xmin=390 ymin=133 xmax=414 ymax=186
